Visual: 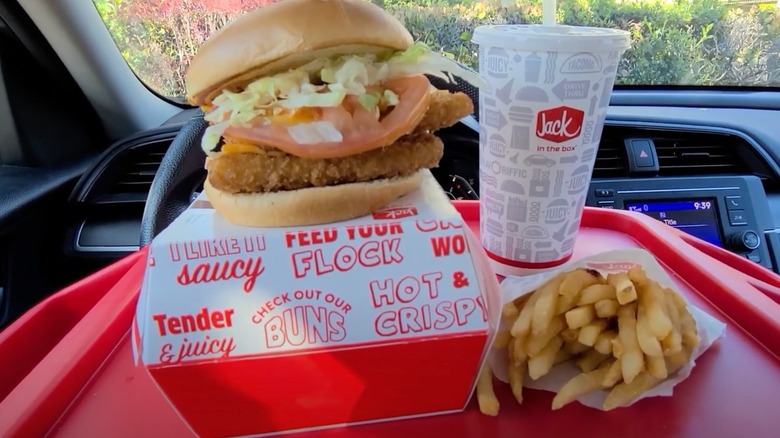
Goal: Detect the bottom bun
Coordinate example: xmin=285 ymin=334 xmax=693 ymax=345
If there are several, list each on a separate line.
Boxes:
xmin=203 ymin=169 xmax=426 ymax=227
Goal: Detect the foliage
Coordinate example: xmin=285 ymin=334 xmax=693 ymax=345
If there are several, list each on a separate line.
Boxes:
xmin=93 ymin=0 xmax=780 ymax=101
xmin=93 ymin=0 xmax=281 ymax=98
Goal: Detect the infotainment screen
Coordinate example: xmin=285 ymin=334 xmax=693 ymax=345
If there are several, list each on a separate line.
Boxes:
xmin=624 ymin=199 xmax=723 ymax=247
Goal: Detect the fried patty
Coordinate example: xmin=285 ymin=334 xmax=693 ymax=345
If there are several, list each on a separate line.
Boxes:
xmin=415 ymin=90 xmax=474 ymax=134
xmin=208 ymin=133 xmax=443 ymax=193
xmin=207 ymin=90 xmax=473 ymax=194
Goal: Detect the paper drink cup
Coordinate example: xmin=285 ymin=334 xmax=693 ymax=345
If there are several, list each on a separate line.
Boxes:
xmin=471 ymin=24 xmax=631 ymax=277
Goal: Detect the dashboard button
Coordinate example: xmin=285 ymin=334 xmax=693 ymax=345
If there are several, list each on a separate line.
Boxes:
xmin=597 ymin=201 xmax=615 ymax=209
xmin=594 ymin=189 xmax=614 ymax=197
xmin=732 ymin=230 xmax=761 ymax=251
xmin=624 ymin=138 xmax=660 ymax=173
xmin=728 ymin=210 xmax=748 ymax=226
xmin=631 ymin=140 xmax=655 ymax=167
xmin=747 ymin=252 xmax=762 ymax=263
xmin=725 ymin=196 xmax=744 ymax=210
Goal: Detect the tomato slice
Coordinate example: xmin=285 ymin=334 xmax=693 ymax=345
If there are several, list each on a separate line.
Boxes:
xmin=222 ymin=75 xmax=431 ymax=159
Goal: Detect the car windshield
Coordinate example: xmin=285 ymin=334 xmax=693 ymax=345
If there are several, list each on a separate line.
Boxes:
xmin=93 ymin=0 xmax=780 ymax=103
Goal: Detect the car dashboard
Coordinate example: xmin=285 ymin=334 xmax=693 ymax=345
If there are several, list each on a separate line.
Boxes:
xmin=65 ymin=104 xmax=780 ymax=276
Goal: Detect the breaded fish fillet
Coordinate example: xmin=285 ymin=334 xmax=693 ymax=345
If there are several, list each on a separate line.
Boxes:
xmin=208 ymin=133 xmax=443 ymax=193
xmin=208 ymin=90 xmax=473 ymax=193
xmin=415 ymin=90 xmax=474 ymax=134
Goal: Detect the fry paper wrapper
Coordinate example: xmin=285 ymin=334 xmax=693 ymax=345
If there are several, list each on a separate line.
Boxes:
xmin=489 ymin=248 xmax=727 ymax=410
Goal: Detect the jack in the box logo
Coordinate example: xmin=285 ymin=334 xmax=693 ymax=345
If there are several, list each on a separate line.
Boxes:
xmin=372 ymin=206 xmax=419 ymax=220
xmin=536 ymin=106 xmax=585 ymax=143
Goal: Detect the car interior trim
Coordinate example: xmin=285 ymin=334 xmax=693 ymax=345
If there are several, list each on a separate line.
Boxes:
xmin=16 ymin=0 xmax=180 ymax=139
xmin=73 ymin=219 xmax=139 ymax=253
xmin=611 ymin=89 xmax=780 ymax=110
xmin=602 ymin=117 xmax=780 ymax=180
xmin=614 ymin=187 xmax=741 ymax=194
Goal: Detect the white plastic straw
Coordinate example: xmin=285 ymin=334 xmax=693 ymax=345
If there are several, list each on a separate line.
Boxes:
xmin=542 ymin=0 xmax=557 ymax=26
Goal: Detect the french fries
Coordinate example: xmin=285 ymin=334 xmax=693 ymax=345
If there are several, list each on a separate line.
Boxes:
xmin=565 ymin=305 xmax=595 ymax=329
xmin=602 ymin=357 xmax=623 ymax=387
xmin=608 ymin=272 xmax=638 ymax=305
xmin=578 ymin=284 xmax=617 ymax=306
xmin=594 ymin=331 xmax=616 ymax=355
xmin=531 ymin=276 xmax=563 ymax=336
xmin=507 ymin=336 xmax=525 ymax=404
xmin=594 ymin=299 xmax=619 ymax=318
xmin=475 ymin=265 xmax=701 ymax=415
xmin=476 ymin=363 xmax=499 ymax=416
xmin=616 ymin=303 xmax=645 ymax=384
xmin=578 ymin=319 xmax=608 ymax=347
xmin=552 ymin=362 xmax=612 ymax=410
xmin=527 ymin=316 xmax=565 ymax=356
xmin=528 ymin=336 xmax=563 ymax=380
xmin=492 ymin=330 xmax=512 ymax=349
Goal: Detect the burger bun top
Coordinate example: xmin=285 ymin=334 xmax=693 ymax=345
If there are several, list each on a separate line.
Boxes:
xmin=185 ymin=0 xmax=414 ymax=105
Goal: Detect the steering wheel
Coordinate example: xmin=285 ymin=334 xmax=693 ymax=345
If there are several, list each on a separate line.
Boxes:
xmin=139 ymin=114 xmax=209 ymax=247
xmin=139 ymin=73 xmax=480 ymax=247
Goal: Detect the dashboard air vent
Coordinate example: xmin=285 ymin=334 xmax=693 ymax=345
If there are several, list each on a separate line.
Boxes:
xmin=593 ymin=137 xmax=628 ymax=178
xmin=653 ymin=134 xmax=748 ymax=176
xmin=590 ymin=126 xmax=774 ymax=186
xmin=110 ymin=140 xmax=170 ymax=194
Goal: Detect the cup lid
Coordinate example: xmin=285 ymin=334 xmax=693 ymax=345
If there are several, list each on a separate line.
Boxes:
xmin=472 ymin=24 xmax=631 ymax=52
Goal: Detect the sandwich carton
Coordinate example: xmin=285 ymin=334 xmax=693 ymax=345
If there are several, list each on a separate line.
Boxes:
xmin=132 ymin=171 xmax=502 ymax=437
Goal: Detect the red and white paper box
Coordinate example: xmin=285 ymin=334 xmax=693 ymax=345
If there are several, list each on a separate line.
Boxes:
xmin=132 ymin=170 xmax=502 ymax=438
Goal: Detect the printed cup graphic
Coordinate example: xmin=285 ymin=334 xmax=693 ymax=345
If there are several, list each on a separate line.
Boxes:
xmin=525 ymin=52 xmax=542 ymax=83
xmin=473 ymin=24 xmax=630 ymax=275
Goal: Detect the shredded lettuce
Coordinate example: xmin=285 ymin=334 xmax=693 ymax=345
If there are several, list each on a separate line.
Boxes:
xmin=230 ymin=109 xmax=267 ymax=126
xmin=202 ymin=120 xmax=230 ymax=156
xmin=280 ymin=89 xmax=346 ymax=109
xmin=358 ymin=93 xmax=380 ymax=111
xmin=385 ymin=42 xmax=486 ymax=89
xmin=383 ymin=89 xmax=400 ymax=106
xmin=200 ymin=41 xmax=483 ymax=154
xmin=391 ymin=42 xmax=430 ymax=64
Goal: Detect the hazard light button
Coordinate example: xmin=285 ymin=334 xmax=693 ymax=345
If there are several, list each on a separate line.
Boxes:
xmin=625 ymin=138 xmax=660 ymax=173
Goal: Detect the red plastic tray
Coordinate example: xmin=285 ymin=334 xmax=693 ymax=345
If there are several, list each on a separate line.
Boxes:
xmin=2 ymin=203 xmax=780 ymax=437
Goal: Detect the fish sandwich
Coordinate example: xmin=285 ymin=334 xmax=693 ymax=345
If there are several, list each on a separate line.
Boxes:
xmin=186 ymin=0 xmax=480 ymax=227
